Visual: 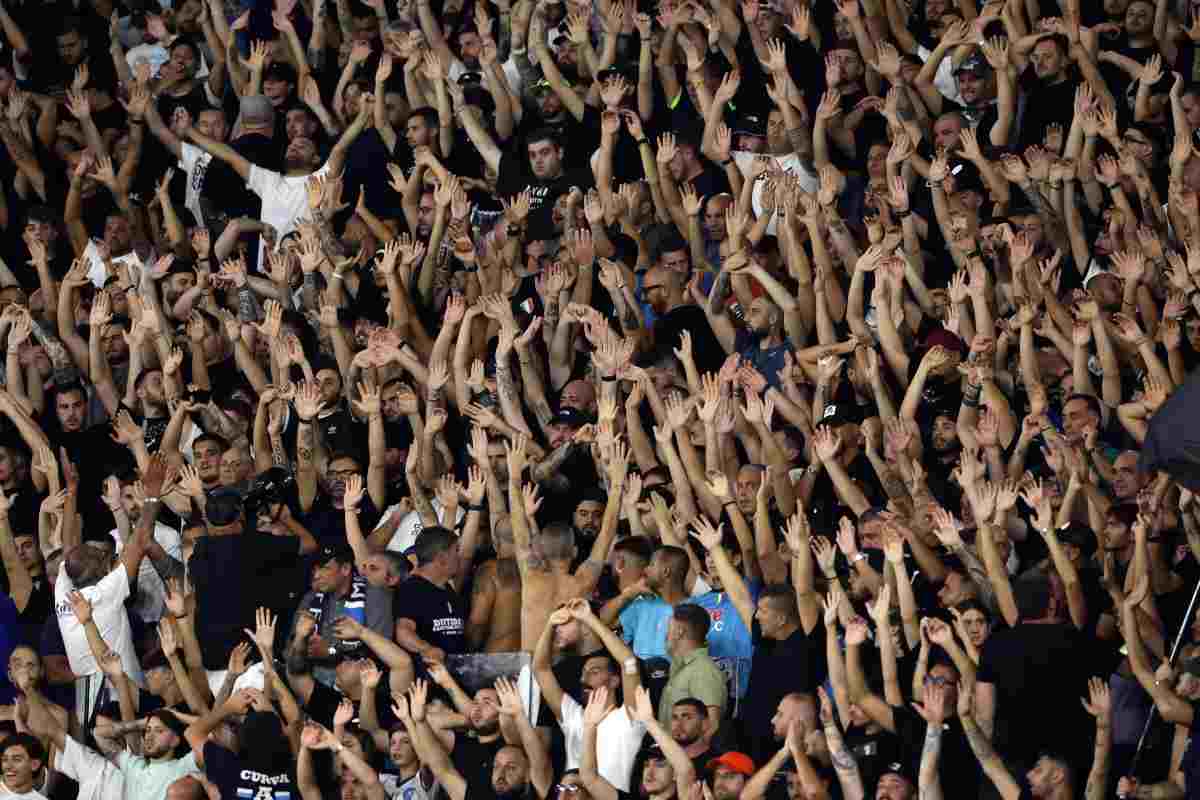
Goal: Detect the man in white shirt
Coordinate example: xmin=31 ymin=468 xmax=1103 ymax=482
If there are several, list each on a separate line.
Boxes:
xmin=532 ymin=602 xmax=646 ymax=791
xmin=182 ymin=94 xmax=372 ymax=269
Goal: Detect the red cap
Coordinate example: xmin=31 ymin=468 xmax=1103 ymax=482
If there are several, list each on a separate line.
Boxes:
xmin=706 ymin=752 xmax=755 ymax=776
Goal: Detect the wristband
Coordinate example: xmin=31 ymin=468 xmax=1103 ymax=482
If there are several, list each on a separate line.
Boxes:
xmin=601 ymin=375 xmax=617 ymax=382
xmin=624 ymin=657 xmax=638 ymax=674
xmin=467 ymin=503 xmax=486 ymax=512
xmin=721 ymin=158 xmax=733 ymax=166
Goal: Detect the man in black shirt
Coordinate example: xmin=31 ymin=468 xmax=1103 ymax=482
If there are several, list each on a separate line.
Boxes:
xmin=393 ymin=526 xmax=468 ymax=661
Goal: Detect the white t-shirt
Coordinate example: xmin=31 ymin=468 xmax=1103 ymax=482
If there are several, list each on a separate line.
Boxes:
xmin=84 ymin=240 xmax=142 ymax=289
xmin=559 ymin=694 xmax=645 ymax=791
xmin=114 ymin=750 xmax=200 ymax=800
xmin=109 ymin=521 xmax=182 ymax=624
xmin=52 ymin=736 xmax=125 ymax=800
xmin=381 ymin=770 xmax=438 ymax=800
xmin=383 ymin=499 xmax=465 ymax=554
xmin=733 ymin=153 xmax=819 ymax=237
xmin=247 ymin=162 xmax=332 ymax=270
xmin=179 ymin=142 xmax=215 ymax=229
xmin=917 ymin=44 xmax=964 ymax=105
xmin=55 ymin=561 xmax=145 ymax=688
xmin=0 ymin=788 xmax=48 ymax=799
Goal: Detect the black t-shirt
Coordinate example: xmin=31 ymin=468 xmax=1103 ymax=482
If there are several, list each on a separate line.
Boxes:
xmin=976 ymin=622 xmax=1095 ymax=768
xmin=807 ymin=452 xmax=885 ymax=535
xmin=203 ymin=741 xmax=297 ymax=800
xmin=892 ymin=704 xmax=980 ymax=797
xmin=1016 ymin=68 xmax=1081 ymax=149
xmin=304 ymin=681 xmax=352 ymax=729
xmin=651 ymin=304 xmax=727 ymax=376
xmin=392 ymin=575 xmax=467 ymax=656
xmin=189 ymin=533 xmax=302 ymax=669
xmin=454 ymin=736 xmax=506 ymax=796
xmin=495 ymin=150 xmax=594 ymax=212
xmin=743 ymin=618 xmax=827 ymax=765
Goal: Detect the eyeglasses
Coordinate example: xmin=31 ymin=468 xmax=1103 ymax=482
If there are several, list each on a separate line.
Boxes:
xmin=554 ymin=786 xmax=582 ymax=796
xmin=328 ymin=469 xmax=358 ymax=479
xmin=924 ymin=675 xmax=953 ymax=687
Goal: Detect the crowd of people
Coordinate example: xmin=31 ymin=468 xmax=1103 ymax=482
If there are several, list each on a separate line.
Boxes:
xmin=0 ymin=0 xmax=1198 ymax=797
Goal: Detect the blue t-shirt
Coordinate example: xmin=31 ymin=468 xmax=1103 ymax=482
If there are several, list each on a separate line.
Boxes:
xmin=619 ymin=595 xmax=673 ymax=661
xmin=692 ymin=582 xmax=761 ymax=704
xmin=736 ymin=328 xmax=794 ymax=390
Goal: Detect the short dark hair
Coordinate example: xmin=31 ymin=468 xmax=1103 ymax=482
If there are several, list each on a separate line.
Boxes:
xmin=1013 ymin=571 xmax=1053 ymax=621
xmin=169 ymin=37 xmax=200 ymax=61
xmin=613 ymin=536 xmax=653 ymax=564
xmin=672 ymin=603 xmax=711 ymax=643
xmin=2 ymin=732 xmax=46 ymax=766
xmin=526 ymin=127 xmax=562 ymax=150
xmin=672 ymin=697 xmax=708 ymax=717
xmin=193 ymin=433 xmax=229 ymax=454
xmin=760 ymin=583 xmax=800 ymax=622
xmin=654 ymin=545 xmax=690 ymax=583
xmin=58 ymin=16 xmax=86 ymax=38
xmin=408 ymin=106 xmax=439 ymax=128
xmin=1064 ymin=393 xmax=1102 ymax=420
xmin=412 ymin=526 xmax=458 ymax=565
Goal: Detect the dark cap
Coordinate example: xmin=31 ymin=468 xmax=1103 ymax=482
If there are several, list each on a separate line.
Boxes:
xmin=457 ymin=70 xmax=484 ymax=85
xmin=733 ymin=112 xmax=767 ymax=138
xmin=263 ymin=61 xmax=298 ymax=84
xmin=205 ymin=487 xmax=244 ymax=527
xmin=596 ymin=65 xmax=631 ymax=85
xmin=815 ymin=402 xmax=862 ymax=429
xmin=1055 ymin=521 xmax=1097 ymax=557
xmin=954 ymin=53 xmax=992 ymax=78
xmin=879 ymin=761 xmax=918 ymax=787
xmin=315 ymin=544 xmax=355 ymax=567
xmin=550 ymin=406 xmax=589 ymax=429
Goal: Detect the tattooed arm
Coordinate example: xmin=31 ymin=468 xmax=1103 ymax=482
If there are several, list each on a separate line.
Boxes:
xmin=530 ymin=441 xmax=574 ymax=485
xmin=823 ymin=718 xmax=865 ymax=800
xmin=919 ymin=725 xmax=944 ymax=800
xmin=296 ymin=422 xmax=318 ymax=513
xmin=962 ymin=715 xmax=1021 ymax=800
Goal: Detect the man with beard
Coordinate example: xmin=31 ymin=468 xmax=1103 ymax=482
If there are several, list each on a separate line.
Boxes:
xmin=150 ymin=37 xmax=226 ymax=125
xmin=182 ymin=98 xmax=371 ymax=269
xmin=106 ymin=477 xmax=183 ymax=625
xmin=507 ymin=436 xmax=626 ymax=650
xmin=641 ymin=264 xmax=726 ymax=375
xmin=533 ymin=601 xmax=647 ymax=791
xmin=407 ymin=675 xmax=553 ymax=800
xmin=291 ymin=545 xmax=394 ymax=688
xmin=1010 ymin=33 xmax=1094 ymax=149
xmin=705 ymin=251 xmax=803 ymax=388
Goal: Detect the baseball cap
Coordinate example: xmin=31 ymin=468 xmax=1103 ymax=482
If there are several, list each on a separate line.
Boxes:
xmin=815 ymin=402 xmax=863 ymax=429
xmin=315 ymin=544 xmax=355 ymax=567
xmin=733 ymin=112 xmax=767 ymax=138
xmin=550 ymin=407 xmax=589 ymax=429
xmin=205 ymin=487 xmax=244 ymax=527
xmin=707 ymin=752 xmax=755 ymax=776
xmin=954 ymin=53 xmax=992 ymax=77
xmin=879 ymin=760 xmax=917 ymax=787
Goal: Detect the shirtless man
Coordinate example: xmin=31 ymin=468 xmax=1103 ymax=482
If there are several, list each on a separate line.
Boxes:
xmin=466 ymin=518 xmax=522 ymax=652
xmin=506 ymin=436 xmax=629 ymax=650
